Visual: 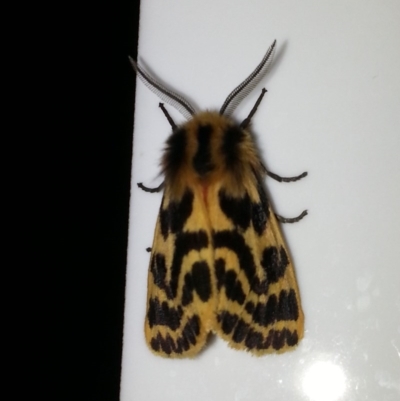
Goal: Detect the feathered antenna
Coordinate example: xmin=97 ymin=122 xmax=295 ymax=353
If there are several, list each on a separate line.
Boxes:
xmin=219 ymin=40 xmax=276 ymax=117
xmin=129 ymin=57 xmax=196 ymax=120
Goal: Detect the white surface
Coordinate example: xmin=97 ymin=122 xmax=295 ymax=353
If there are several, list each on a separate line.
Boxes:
xmin=121 ymin=1 xmax=400 ymax=400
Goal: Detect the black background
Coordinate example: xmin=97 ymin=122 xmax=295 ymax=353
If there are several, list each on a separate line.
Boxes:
xmin=51 ymin=1 xmax=141 ymax=399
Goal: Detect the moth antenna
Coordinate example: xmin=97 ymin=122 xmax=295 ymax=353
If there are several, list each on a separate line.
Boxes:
xmin=129 ymin=56 xmax=196 ymax=120
xmin=220 ymin=40 xmax=276 ymax=117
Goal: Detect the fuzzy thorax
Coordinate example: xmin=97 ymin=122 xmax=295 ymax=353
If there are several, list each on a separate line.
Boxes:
xmin=161 ymin=111 xmax=263 ymax=199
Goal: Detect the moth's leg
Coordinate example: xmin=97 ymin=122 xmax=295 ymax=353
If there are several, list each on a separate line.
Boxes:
xmin=275 ymin=210 xmax=308 ymax=223
xmin=267 ymin=170 xmax=308 ymax=183
xmin=159 ymin=103 xmax=177 ymax=130
xmin=260 ymin=162 xmax=307 ymax=182
xmin=240 ymin=88 xmax=267 ymax=129
xmin=137 ymin=182 xmax=164 ymax=193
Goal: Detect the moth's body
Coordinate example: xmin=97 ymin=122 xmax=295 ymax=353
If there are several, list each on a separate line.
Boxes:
xmin=146 ymin=112 xmax=304 ymax=357
xmin=132 ymin=40 xmax=306 ymax=358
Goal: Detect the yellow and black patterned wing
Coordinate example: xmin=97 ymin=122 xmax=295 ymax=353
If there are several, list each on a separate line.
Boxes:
xmin=144 ymin=184 xmax=217 ymax=357
xmin=207 ymin=176 xmax=304 ymax=355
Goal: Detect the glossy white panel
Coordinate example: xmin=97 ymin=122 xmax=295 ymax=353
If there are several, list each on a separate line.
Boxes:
xmin=122 ymin=1 xmax=400 ymax=400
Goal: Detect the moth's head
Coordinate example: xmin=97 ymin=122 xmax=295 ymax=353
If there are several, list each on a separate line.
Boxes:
xmin=180 ymin=111 xmax=232 ymax=133
xmin=130 ymin=41 xmax=276 ymax=198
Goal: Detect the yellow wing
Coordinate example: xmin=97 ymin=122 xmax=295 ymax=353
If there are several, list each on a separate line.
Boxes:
xmin=206 ymin=175 xmax=304 ymax=355
xmin=144 ymin=184 xmax=217 ymax=357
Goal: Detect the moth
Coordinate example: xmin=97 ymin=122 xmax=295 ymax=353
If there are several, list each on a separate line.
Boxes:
xmin=130 ymin=40 xmax=307 ymax=358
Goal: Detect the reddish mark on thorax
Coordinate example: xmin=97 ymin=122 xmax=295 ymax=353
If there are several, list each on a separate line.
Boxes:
xmin=202 ymin=184 xmax=209 ymax=208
